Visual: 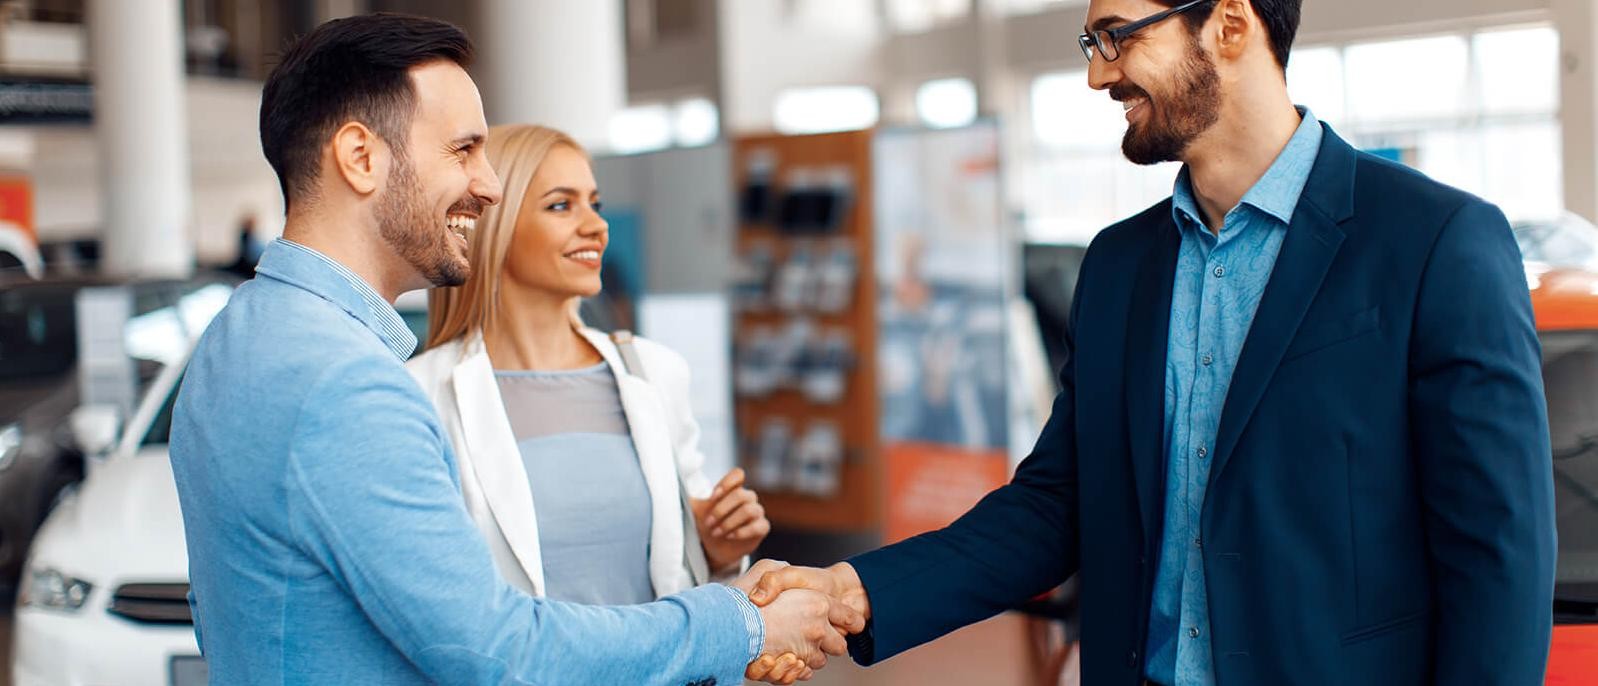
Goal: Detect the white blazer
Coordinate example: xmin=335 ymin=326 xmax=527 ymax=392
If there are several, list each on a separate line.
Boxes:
xmin=406 ymin=327 xmax=737 ymax=599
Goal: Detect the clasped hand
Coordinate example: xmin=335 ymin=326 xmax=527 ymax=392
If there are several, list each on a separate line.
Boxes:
xmin=730 ymin=559 xmax=872 ymax=684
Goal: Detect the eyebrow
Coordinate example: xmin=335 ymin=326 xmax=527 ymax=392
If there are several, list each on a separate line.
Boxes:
xmin=1089 ymin=14 xmax=1131 ymax=32
xmin=449 ymin=133 xmax=484 ymax=149
xmin=541 ymin=186 xmax=601 ymax=198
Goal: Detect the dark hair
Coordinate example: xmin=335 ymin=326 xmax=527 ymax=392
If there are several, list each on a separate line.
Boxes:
xmin=1163 ymin=0 xmax=1301 ymax=69
xmin=259 ymin=13 xmax=473 ymax=207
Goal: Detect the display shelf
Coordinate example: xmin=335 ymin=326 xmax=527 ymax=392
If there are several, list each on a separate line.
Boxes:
xmin=731 ymin=129 xmax=881 ymax=534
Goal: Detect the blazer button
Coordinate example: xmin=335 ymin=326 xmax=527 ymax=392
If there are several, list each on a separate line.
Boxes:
xmin=1127 ymin=650 xmax=1139 ymax=666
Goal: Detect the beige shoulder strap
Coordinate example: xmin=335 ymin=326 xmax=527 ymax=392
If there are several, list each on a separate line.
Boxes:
xmin=608 ymin=330 xmax=711 ymax=586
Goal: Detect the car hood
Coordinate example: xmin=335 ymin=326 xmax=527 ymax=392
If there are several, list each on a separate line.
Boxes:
xmin=1530 ymin=265 xmax=1598 ymax=331
xmin=27 ymin=446 xmax=189 ymax=585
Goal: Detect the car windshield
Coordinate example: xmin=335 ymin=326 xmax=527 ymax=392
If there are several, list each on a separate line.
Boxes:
xmin=1515 ymin=215 xmax=1598 ymax=272
xmin=124 ymin=282 xmax=232 ymax=447
xmin=0 ymin=277 xmax=233 ymax=432
xmin=0 ymin=282 xmax=81 ymax=422
xmin=0 ymin=282 xmax=78 ymax=377
xmin=1540 ymin=330 xmax=1598 ymax=599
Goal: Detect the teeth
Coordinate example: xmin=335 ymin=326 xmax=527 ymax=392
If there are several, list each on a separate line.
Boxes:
xmin=567 ymin=250 xmax=600 ymax=261
xmin=445 ymin=215 xmax=476 ymax=237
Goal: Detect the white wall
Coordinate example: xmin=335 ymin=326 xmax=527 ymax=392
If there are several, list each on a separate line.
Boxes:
xmin=23 ymin=76 xmax=282 ymax=265
xmin=718 ymin=0 xmax=887 ymax=132
xmin=182 ymin=78 xmax=284 ymax=263
xmin=592 ymin=143 xmax=735 ymax=293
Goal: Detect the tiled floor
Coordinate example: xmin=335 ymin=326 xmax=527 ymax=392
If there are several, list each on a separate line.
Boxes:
xmin=797 ymin=613 xmax=1055 ymax=686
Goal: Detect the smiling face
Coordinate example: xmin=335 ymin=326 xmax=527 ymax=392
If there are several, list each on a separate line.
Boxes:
xmin=502 ymin=144 xmax=608 ymax=300
xmin=1085 ymin=0 xmax=1223 ymax=165
xmin=376 ymin=60 xmax=502 ymax=288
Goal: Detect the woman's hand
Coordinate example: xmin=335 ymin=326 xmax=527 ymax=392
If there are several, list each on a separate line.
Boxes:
xmin=690 ymin=468 xmax=771 ymax=573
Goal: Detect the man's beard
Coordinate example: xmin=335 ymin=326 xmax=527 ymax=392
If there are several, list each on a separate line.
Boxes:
xmin=376 ymin=154 xmax=471 ymax=288
xmin=1117 ymin=35 xmax=1222 ymax=166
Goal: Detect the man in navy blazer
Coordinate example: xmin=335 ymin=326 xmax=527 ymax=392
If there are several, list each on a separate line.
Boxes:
xmin=747 ymin=0 xmax=1557 ymax=684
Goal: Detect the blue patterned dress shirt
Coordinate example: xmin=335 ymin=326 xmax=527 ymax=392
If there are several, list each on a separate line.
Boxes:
xmin=1144 ymin=109 xmax=1323 ymax=686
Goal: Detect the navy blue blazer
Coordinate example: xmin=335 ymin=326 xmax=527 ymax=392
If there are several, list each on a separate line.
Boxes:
xmin=848 ymin=126 xmax=1557 ymax=685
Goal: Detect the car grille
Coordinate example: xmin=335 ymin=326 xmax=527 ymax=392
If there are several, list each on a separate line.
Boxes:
xmin=107 ymin=582 xmax=192 ymax=625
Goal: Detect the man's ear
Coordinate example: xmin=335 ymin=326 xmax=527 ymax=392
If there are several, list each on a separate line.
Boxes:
xmin=330 ymin=121 xmax=385 ymax=196
xmin=1214 ymin=0 xmax=1256 ymax=63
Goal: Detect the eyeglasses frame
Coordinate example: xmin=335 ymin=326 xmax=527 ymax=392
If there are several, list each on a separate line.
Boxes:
xmin=1078 ymin=0 xmax=1215 ymax=63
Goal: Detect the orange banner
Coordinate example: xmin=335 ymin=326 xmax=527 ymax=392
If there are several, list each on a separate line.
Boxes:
xmin=1548 ymin=624 xmax=1598 ymax=685
xmin=884 ymin=442 xmax=1009 ymax=544
xmin=0 ymin=174 xmax=34 ymax=241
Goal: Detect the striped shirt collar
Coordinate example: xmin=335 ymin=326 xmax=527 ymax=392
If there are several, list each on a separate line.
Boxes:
xmin=253 ymin=239 xmax=418 ymax=361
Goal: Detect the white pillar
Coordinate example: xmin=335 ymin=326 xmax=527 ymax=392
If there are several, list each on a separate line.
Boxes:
xmin=478 ymin=0 xmax=626 ymax=150
xmin=1555 ymin=0 xmax=1598 ymax=223
xmin=88 ymin=0 xmax=192 ymax=278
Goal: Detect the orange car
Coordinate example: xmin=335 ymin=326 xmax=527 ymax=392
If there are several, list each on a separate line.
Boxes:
xmin=1526 ymin=263 xmax=1598 ymax=684
xmin=1518 ymin=215 xmax=1598 ymax=684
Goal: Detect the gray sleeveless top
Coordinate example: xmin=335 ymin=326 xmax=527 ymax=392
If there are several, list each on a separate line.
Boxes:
xmin=494 ymin=363 xmax=655 ymax=605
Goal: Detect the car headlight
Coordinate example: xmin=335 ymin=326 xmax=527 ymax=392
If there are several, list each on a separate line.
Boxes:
xmin=0 ymin=422 xmax=20 ymax=472
xmin=18 ymin=567 xmax=94 ymax=612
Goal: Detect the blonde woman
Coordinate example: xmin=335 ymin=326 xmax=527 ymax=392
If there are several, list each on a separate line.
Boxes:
xmin=407 ymin=125 xmax=769 ymax=605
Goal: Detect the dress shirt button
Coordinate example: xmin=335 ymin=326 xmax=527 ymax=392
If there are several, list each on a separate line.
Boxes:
xmin=1194 ymin=536 xmax=1202 ymax=548
xmin=1201 ymin=354 xmax=1214 ymax=366
xmin=1213 ymin=265 xmax=1226 ymax=278
xmin=1197 ymin=446 xmax=1208 ymax=459
xmin=1189 ymin=626 xmax=1201 ymax=639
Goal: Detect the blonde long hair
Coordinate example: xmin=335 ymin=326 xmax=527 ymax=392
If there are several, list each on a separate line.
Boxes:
xmin=425 ymin=124 xmax=587 ymax=350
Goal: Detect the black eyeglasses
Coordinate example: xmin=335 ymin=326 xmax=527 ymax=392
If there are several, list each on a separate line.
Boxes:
xmin=1078 ymin=0 xmax=1213 ymax=63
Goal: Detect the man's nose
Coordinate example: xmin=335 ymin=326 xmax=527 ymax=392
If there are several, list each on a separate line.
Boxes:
xmin=473 ymin=158 xmax=503 ymax=206
xmin=1087 ymin=53 xmax=1119 ymax=92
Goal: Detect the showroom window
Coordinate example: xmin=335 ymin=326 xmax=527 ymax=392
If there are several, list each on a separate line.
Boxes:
xmin=1288 ymin=25 xmax=1562 ymax=222
xmin=916 ymin=77 xmax=979 ymax=129
xmin=1019 ymin=22 xmax=1563 ymax=244
xmin=609 ymin=97 xmax=722 ymax=154
xmin=609 ymin=103 xmax=674 ymax=154
xmin=773 ymin=85 xmax=881 ymax=135
xmin=1023 ymin=69 xmax=1179 ymax=244
xmin=1341 ymin=35 xmax=1472 ymax=124
xmin=673 ymin=97 xmax=721 ymax=147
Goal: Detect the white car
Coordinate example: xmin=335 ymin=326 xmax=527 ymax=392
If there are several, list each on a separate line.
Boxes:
xmin=11 ymin=282 xmax=232 ymax=686
xmin=0 ymin=223 xmax=44 ymax=280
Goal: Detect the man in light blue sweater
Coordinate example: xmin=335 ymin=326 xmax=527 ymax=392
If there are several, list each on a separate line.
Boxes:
xmin=169 ymin=14 xmax=856 ymax=686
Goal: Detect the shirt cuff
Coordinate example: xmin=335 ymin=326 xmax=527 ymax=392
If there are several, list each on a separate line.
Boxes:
xmin=720 ymin=584 xmax=766 ymax=661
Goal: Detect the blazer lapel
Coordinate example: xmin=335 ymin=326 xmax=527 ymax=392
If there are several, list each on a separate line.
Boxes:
xmin=1125 ymin=216 xmax=1181 ymax=547
xmin=451 ymin=342 xmax=547 ymax=593
xmin=1208 ymin=126 xmax=1358 ymax=491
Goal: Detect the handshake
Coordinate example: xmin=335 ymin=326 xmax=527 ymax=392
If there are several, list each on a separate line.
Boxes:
xmin=729 ymin=559 xmax=872 ymax=684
